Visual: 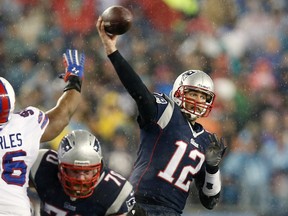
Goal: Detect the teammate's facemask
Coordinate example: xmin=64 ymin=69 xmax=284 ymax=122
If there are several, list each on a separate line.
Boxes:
xmin=0 ymin=77 xmax=15 ymax=125
xmin=58 ymin=130 xmax=103 ymax=198
xmin=59 ymin=163 xmax=102 ymax=198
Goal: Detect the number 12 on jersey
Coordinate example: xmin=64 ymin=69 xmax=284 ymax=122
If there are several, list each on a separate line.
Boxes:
xmin=158 ymin=141 xmax=205 ymax=192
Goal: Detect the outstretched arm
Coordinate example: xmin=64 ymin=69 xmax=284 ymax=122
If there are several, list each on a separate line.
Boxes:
xmin=96 ymin=17 xmax=156 ymax=122
xmin=40 ymin=50 xmax=85 ymax=142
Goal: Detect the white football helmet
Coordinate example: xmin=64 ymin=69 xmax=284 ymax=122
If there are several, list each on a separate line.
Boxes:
xmin=170 ymin=70 xmax=215 ymax=121
xmin=0 ymin=77 xmax=15 ymax=124
xmin=58 ymin=130 xmax=103 ymax=198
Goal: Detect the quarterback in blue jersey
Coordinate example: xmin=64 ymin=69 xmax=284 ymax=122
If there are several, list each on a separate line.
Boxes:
xmin=96 ymin=17 xmax=227 ymax=216
xmin=30 ymin=130 xmax=139 ymax=216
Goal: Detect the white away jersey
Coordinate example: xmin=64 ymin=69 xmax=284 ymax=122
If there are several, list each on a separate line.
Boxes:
xmin=0 ymin=106 xmax=49 ymax=216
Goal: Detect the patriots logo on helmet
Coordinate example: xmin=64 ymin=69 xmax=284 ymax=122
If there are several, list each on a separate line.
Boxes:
xmin=181 ymin=70 xmax=196 ymax=82
xmin=60 ymin=138 xmax=73 ymax=156
xmin=92 ymin=138 xmax=101 ymax=153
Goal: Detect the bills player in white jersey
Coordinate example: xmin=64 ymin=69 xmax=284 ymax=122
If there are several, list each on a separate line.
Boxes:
xmin=0 ymin=49 xmax=85 ymax=216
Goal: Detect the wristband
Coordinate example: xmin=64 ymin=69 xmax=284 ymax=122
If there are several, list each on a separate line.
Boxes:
xmin=206 ymin=164 xmax=219 ymax=174
xmin=63 ymin=76 xmax=82 ymax=92
xmin=202 ymin=170 xmax=221 ymax=196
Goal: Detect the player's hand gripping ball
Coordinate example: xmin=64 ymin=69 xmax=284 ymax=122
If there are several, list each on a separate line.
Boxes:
xmin=101 ymin=5 xmax=133 ymax=35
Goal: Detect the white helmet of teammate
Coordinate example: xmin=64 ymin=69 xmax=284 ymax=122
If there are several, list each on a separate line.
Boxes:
xmin=170 ymin=70 xmax=215 ymax=121
xmin=58 ymin=130 xmax=103 ymax=198
xmin=0 ymin=77 xmax=15 ymax=124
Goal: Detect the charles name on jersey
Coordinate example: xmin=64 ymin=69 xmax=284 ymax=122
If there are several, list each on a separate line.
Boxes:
xmin=0 ymin=133 xmax=22 ymax=149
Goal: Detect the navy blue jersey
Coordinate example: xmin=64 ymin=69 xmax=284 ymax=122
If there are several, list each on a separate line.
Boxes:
xmin=108 ymin=51 xmax=221 ymax=214
xmin=30 ymin=149 xmax=135 ymax=216
xmin=129 ymin=93 xmax=211 ymax=213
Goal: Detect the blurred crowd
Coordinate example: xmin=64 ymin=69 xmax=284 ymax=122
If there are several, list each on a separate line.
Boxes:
xmin=1 ymin=0 xmax=288 ymax=215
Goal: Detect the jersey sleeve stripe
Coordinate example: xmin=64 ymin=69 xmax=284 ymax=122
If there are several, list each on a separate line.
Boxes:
xmin=38 ymin=111 xmax=49 ymax=129
xmin=105 ymin=181 xmax=133 ymax=215
xmin=40 ymin=115 xmax=49 ymax=129
xmin=38 ymin=111 xmax=44 ymax=123
xmin=157 ymin=99 xmax=174 ymax=129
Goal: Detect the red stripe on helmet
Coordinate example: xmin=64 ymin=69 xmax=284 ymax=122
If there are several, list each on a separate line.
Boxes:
xmin=0 ymin=81 xmax=10 ymax=124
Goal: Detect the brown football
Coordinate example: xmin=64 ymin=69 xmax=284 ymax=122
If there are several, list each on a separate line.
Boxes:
xmin=101 ymin=5 xmax=133 ymax=35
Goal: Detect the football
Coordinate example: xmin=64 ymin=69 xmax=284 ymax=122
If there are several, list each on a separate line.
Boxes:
xmin=101 ymin=5 xmax=133 ymax=35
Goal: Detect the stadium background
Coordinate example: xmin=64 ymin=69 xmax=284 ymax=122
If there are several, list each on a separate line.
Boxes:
xmin=1 ymin=0 xmax=288 ymax=215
